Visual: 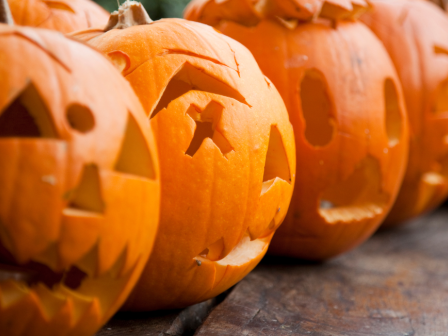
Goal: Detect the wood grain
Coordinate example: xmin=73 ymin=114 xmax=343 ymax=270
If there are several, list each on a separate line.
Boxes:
xmin=195 ymin=208 xmax=448 ymax=335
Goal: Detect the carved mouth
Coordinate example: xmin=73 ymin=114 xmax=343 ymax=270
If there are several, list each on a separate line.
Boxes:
xmin=0 ymin=239 xmax=134 ymax=332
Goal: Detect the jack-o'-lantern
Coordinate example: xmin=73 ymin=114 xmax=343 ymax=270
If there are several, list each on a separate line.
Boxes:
xmin=72 ymin=1 xmax=296 ymax=310
xmin=8 ymin=0 xmax=109 ymax=33
xmin=0 ymin=4 xmax=160 ymax=334
xmin=361 ymin=0 xmax=448 ymax=226
xmin=185 ymin=0 xmax=409 ymax=259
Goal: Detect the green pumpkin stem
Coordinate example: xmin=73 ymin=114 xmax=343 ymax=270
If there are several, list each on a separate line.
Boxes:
xmin=105 ymin=0 xmax=152 ymax=32
xmin=0 ymin=0 xmax=14 ymax=25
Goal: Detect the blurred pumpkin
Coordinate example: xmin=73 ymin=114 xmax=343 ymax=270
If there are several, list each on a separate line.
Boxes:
xmin=0 ymin=1 xmax=160 ymax=334
xmin=361 ymin=0 xmax=448 ymax=226
xmin=72 ymin=1 xmax=296 ymax=310
xmin=185 ymin=0 xmax=409 ymax=259
xmin=8 ymin=0 xmax=109 ymax=33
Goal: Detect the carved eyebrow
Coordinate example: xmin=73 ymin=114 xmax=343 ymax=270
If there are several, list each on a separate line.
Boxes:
xmin=157 ymin=49 xmax=239 ymax=74
xmin=149 ymin=62 xmax=250 ymax=119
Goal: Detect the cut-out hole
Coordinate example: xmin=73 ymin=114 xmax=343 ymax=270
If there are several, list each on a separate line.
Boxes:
xmin=262 ymin=125 xmax=291 ymax=193
xmin=318 ymin=156 xmax=389 ymax=223
xmin=68 ymin=165 xmax=105 ymax=214
xmin=433 ymin=78 xmax=448 ymax=114
xmin=300 ymin=69 xmax=334 ymax=147
xmin=384 ymin=78 xmax=402 ymax=147
xmin=115 ymin=113 xmax=156 ymax=179
xmin=198 ymin=238 xmax=225 ymax=261
xmin=0 ymin=82 xmax=56 ymax=138
xmin=66 ymin=104 xmax=95 ymax=133
xmin=43 ymin=0 xmax=75 ymax=13
xmin=185 ymin=101 xmax=233 ymax=157
xmin=150 ymin=62 xmax=249 ymax=119
xmin=107 ymin=51 xmax=131 ymax=74
xmin=434 ymin=45 xmax=448 ymax=56
xmin=186 ymin=120 xmax=214 ymax=156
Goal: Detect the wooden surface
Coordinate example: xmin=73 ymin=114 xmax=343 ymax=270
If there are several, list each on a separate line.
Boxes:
xmin=98 ymin=208 xmax=448 ymax=335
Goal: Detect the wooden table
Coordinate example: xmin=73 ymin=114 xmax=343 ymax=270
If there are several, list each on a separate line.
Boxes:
xmin=97 ymin=207 xmax=448 ymax=335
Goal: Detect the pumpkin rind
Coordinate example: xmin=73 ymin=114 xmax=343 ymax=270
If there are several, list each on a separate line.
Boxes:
xmin=361 ymin=0 xmax=448 ymax=226
xmin=185 ymin=0 xmax=409 ymax=259
xmin=72 ymin=3 xmax=296 ymax=310
xmin=0 ymin=24 xmax=160 ymax=335
xmin=8 ymin=0 xmax=109 ymax=33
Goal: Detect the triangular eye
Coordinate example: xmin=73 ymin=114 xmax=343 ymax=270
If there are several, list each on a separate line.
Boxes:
xmin=67 ymin=165 xmax=105 ymax=214
xmin=261 ymin=125 xmax=291 ymax=194
xmin=114 ymin=113 xmax=156 ymax=180
xmin=0 ymin=82 xmax=56 ymax=138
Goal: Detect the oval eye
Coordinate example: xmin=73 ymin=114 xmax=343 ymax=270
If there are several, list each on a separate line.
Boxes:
xmin=66 ymin=104 xmax=95 ymax=133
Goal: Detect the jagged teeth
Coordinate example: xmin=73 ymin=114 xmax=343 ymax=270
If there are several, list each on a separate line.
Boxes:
xmin=74 ymin=246 xmax=99 ymax=278
xmin=0 ymin=280 xmax=29 ymax=308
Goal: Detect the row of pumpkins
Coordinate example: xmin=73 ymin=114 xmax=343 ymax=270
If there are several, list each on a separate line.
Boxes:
xmin=0 ymin=0 xmax=447 ymax=335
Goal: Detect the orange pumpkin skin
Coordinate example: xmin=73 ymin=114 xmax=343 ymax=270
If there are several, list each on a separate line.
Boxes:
xmin=8 ymin=0 xmax=109 ymax=33
xmin=361 ymin=0 xmax=448 ymax=226
xmin=0 ymin=24 xmax=160 ymax=335
xmin=73 ymin=3 xmax=296 ymax=311
xmin=186 ymin=0 xmax=409 ymax=260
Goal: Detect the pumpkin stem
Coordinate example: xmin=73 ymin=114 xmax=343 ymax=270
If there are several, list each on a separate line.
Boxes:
xmin=0 ymin=0 xmax=14 ymax=25
xmin=104 ymin=0 xmax=152 ymax=31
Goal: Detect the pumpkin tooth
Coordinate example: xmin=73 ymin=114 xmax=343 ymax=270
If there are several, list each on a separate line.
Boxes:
xmin=32 ymin=283 xmax=67 ymax=321
xmin=32 ymin=242 xmax=61 ymax=272
xmin=0 ymin=285 xmax=39 ymax=336
xmin=0 ymin=280 xmax=29 ymax=308
xmin=74 ymin=245 xmax=98 ymax=277
xmin=55 ymin=284 xmax=95 ymax=325
xmin=107 ymin=247 xmax=127 ymax=279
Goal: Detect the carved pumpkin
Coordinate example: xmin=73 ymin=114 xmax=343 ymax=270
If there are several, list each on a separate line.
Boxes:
xmin=72 ymin=1 xmax=296 ymax=310
xmin=361 ymin=0 xmax=448 ymax=226
xmin=8 ymin=0 xmax=109 ymax=33
xmin=0 ymin=8 xmax=160 ymax=335
xmin=185 ymin=0 xmax=409 ymax=259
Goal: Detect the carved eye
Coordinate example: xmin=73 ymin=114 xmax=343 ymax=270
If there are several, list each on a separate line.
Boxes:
xmin=261 ymin=125 xmax=291 ymax=195
xmin=0 ymin=82 xmax=57 ymax=138
xmin=66 ymin=104 xmax=95 ymax=133
xmin=384 ymin=78 xmax=402 ymax=147
xmin=300 ymin=69 xmax=335 ymax=147
xmin=185 ymin=101 xmax=232 ymax=158
xmin=114 ymin=113 xmax=156 ymax=180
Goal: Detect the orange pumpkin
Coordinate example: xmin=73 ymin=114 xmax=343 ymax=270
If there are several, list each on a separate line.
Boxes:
xmin=72 ymin=1 xmax=296 ymax=310
xmin=8 ymin=0 xmax=109 ymax=33
xmin=0 ymin=6 xmax=160 ymax=335
xmin=361 ymin=0 xmax=448 ymax=226
xmin=185 ymin=0 xmax=409 ymax=259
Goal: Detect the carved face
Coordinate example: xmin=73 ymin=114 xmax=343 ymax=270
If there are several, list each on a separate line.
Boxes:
xmin=0 ymin=25 xmax=160 ymax=335
xmin=73 ymin=11 xmax=296 ymax=311
xmin=361 ymin=0 xmax=448 ymax=225
xmin=185 ymin=0 xmax=409 ymax=259
xmin=8 ymin=0 xmax=109 ymax=33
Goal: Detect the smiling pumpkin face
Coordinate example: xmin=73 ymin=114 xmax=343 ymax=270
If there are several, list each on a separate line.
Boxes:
xmin=0 ymin=24 xmax=160 ymax=335
xmin=8 ymin=0 xmax=109 ymax=33
xmin=72 ymin=1 xmax=296 ymax=311
xmin=185 ymin=0 xmax=410 ymax=259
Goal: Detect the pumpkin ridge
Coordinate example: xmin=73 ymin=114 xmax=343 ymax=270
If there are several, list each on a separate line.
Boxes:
xmin=0 ymin=31 xmax=71 ymax=72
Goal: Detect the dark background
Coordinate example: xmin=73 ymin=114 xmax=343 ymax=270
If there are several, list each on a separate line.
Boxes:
xmin=92 ymin=0 xmax=191 ymax=20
